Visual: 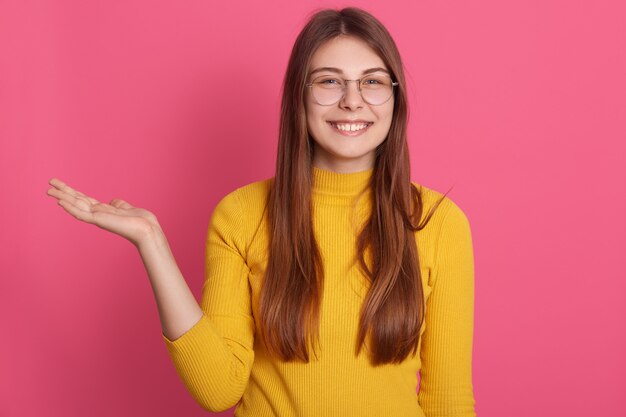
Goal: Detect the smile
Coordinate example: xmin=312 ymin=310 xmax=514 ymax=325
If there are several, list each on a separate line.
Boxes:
xmin=328 ymin=122 xmax=373 ymax=136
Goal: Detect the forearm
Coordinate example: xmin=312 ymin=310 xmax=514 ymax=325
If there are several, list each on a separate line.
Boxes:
xmin=140 ymin=205 xmax=256 ymax=412
xmin=137 ymin=227 xmax=204 ymax=341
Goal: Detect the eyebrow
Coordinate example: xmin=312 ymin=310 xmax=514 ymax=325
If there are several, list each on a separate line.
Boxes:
xmin=309 ymin=67 xmax=390 ymax=77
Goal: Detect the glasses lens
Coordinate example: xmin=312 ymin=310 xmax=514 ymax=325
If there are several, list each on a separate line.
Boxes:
xmin=360 ymin=75 xmax=393 ymax=105
xmin=311 ymin=77 xmax=344 ymax=105
xmin=310 ymin=75 xmax=395 ymax=106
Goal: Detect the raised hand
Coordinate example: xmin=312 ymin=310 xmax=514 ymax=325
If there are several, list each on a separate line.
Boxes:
xmin=46 ymin=178 xmax=162 ymax=248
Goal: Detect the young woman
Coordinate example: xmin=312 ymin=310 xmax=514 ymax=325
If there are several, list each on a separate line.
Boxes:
xmin=47 ymin=7 xmax=476 ymax=417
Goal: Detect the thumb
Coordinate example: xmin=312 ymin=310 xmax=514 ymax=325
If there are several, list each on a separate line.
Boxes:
xmin=110 ymin=198 xmax=134 ymax=209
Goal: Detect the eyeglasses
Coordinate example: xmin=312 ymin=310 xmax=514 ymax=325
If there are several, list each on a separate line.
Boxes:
xmin=305 ymin=74 xmax=399 ymax=106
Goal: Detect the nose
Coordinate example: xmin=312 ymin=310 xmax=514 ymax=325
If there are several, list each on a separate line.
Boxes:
xmin=339 ymin=80 xmax=364 ymax=110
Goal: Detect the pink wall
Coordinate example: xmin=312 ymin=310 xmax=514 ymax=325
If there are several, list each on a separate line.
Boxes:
xmin=1 ymin=1 xmax=624 ymax=416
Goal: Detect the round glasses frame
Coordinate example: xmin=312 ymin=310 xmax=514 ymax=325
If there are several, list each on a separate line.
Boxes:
xmin=305 ymin=74 xmax=399 ymax=106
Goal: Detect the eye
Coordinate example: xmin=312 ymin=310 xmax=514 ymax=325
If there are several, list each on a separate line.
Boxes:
xmin=319 ymin=78 xmax=340 ymax=85
xmin=361 ymin=76 xmax=391 ymax=88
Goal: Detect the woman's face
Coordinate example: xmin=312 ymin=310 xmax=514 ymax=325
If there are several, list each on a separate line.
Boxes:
xmin=305 ymin=35 xmax=394 ymax=173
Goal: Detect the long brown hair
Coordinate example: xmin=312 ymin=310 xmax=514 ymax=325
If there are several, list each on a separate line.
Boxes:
xmin=260 ymin=7 xmax=447 ymax=366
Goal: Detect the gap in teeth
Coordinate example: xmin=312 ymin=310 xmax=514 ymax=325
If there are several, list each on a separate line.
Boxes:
xmin=332 ymin=122 xmax=369 ymax=132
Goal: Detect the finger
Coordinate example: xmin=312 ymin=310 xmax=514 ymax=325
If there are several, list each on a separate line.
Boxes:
xmin=48 ymin=178 xmax=81 ymax=196
xmin=58 ymin=200 xmax=123 ymax=231
xmin=47 ymin=179 xmax=100 ymax=205
xmin=74 ymin=190 xmax=99 ymax=205
xmin=57 ymin=199 xmax=96 ymax=223
xmin=91 ymin=202 xmax=120 ymax=214
xmin=48 ymin=178 xmax=97 ymax=201
xmin=47 ymin=188 xmax=97 ymax=210
xmin=47 ymin=187 xmax=77 ymax=204
xmin=110 ymin=198 xmax=134 ymax=209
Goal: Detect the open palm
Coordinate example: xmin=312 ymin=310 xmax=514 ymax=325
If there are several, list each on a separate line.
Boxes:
xmin=46 ymin=178 xmax=161 ymax=248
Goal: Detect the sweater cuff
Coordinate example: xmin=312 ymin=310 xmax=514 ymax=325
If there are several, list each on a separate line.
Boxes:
xmin=162 ymin=314 xmax=219 ymax=354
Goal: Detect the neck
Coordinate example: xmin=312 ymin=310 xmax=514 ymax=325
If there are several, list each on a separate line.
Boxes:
xmin=311 ymin=165 xmax=373 ymax=206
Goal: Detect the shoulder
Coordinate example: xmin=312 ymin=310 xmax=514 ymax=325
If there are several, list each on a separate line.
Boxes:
xmin=209 ymin=176 xmax=273 ymax=234
xmin=410 ymin=182 xmax=473 ymax=285
xmin=233 ymin=176 xmax=273 ymax=201
xmin=213 ymin=177 xmax=272 ymax=214
xmin=410 ymin=181 xmax=473 ymax=264
xmin=410 ymin=181 xmax=470 ymax=227
xmin=207 ymin=177 xmax=273 ymax=256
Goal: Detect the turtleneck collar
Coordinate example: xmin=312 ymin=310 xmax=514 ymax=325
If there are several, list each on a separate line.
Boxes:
xmin=312 ymin=165 xmax=374 ymax=205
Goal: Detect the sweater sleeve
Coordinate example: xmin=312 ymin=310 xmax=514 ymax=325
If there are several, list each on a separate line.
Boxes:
xmin=417 ymin=198 xmax=476 ymax=417
xmin=161 ymin=189 xmax=255 ymax=412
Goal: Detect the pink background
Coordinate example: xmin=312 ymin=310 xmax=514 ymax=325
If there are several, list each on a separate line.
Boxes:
xmin=1 ymin=0 xmax=624 ymax=416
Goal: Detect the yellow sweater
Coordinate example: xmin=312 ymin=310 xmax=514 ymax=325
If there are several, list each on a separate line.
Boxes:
xmin=162 ymin=166 xmax=476 ymax=417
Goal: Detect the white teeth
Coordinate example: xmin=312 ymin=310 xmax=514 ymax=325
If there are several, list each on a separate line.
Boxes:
xmin=332 ymin=123 xmax=369 ymax=131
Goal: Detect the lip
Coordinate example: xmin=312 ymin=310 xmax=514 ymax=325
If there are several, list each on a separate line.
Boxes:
xmin=328 ymin=119 xmax=372 ymax=124
xmin=327 ymin=120 xmax=373 ymax=136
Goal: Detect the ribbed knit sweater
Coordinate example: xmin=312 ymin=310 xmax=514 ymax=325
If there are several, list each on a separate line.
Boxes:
xmin=162 ymin=166 xmax=476 ymax=417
